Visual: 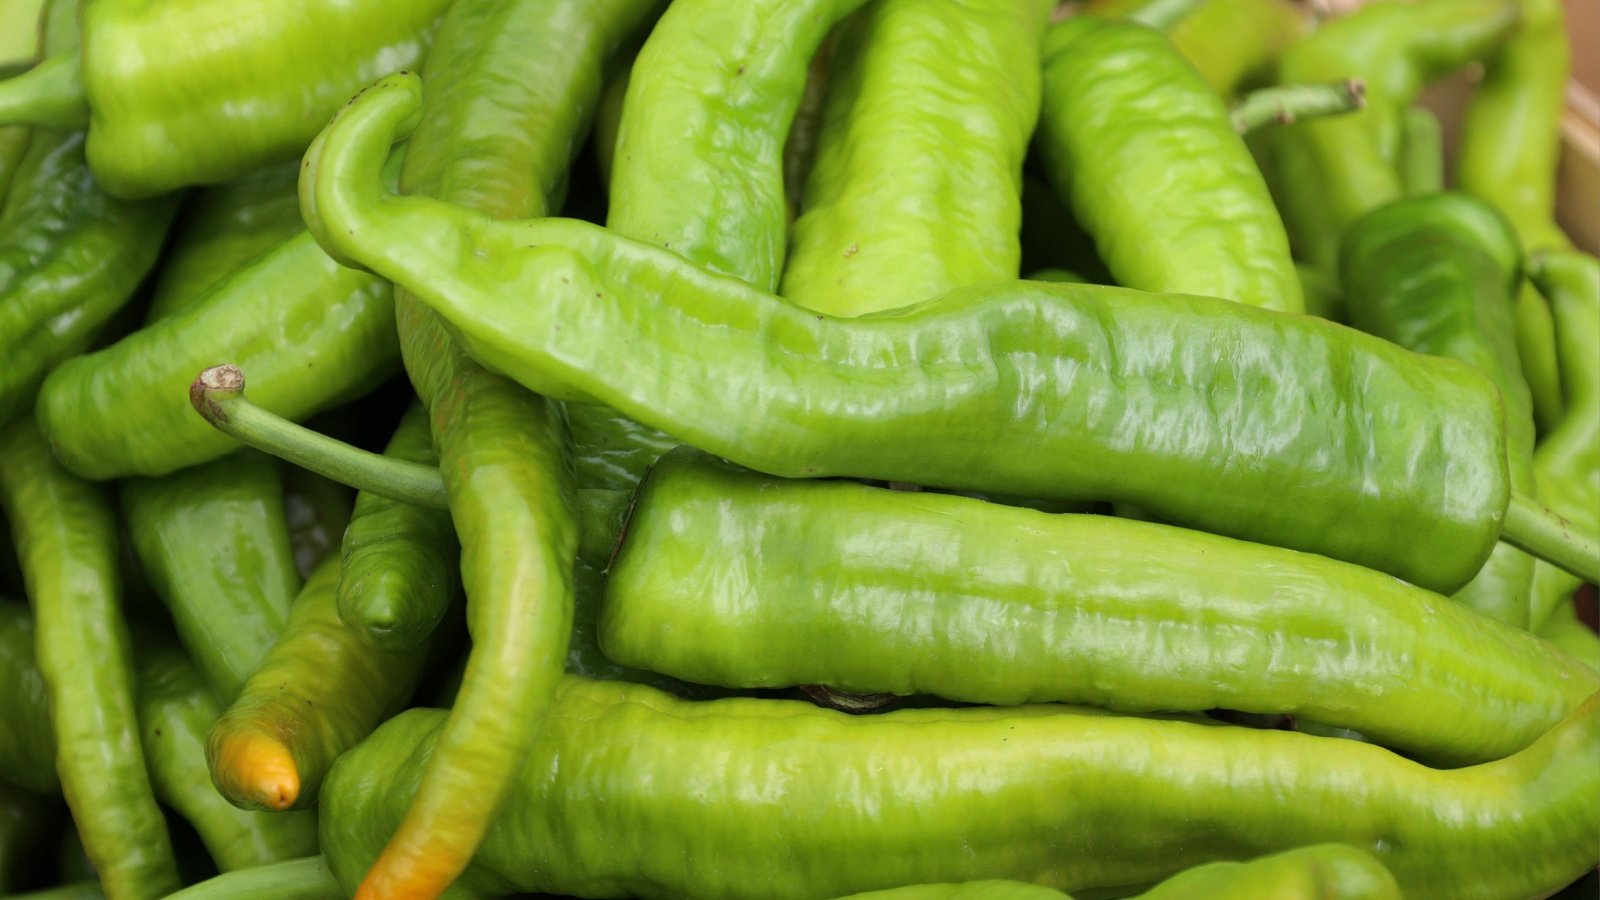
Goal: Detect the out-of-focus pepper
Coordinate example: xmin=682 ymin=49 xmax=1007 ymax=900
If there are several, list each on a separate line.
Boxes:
xmin=0 ymin=598 xmax=54 ymax=794
xmin=0 ymin=419 xmax=180 ymax=900
xmin=1164 ymin=0 xmax=1307 ymax=98
xmin=319 ymin=677 xmax=1600 ymax=900
xmin=0 ymin=0 xmax=453 ymax=197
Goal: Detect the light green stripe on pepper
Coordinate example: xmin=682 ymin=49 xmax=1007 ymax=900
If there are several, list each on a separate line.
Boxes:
xmin=601 ymin=449 xmax=1593 ymax=765
xmin=1038 ymin=15 xmax=1302 ymax=312
xmin=320 ymin=676 xmax=1600 ymax=900
xmin=301 ymin=72 xmax=1518 ymax=596
xmin=133 ymin=634 xmax=319 ymax=870
xmin=1341 ymin=193 xmax=1537 ymax=628
xmin=0 ymin=419 xmax=180 ymax=900
xmin=780 ymin=0 xmax=1051 ymax=316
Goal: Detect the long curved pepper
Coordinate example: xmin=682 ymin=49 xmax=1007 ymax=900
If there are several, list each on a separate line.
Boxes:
xmin=302 ymin=71 xmax=1600 ymax=594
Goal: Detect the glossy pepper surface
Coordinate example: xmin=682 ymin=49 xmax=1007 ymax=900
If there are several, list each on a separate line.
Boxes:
xmin=779 ymin=0 xmax=1051 ymax=315
xmin=0 ymin=0 xmax=452 ymax=197
xmin=352 ymin=1 xmax=660 ymax=897
xmin=0 ymin=419 xmax=180 ymax=900
xmin=601 ymin=449 xmax=1594 ymax=765
xmin=320 ymin=676 xmax=1600 ymax=900
xmin=1038 ymin=15 xmax=1302 ymax=312
xmin=1341 ymin=193 xmax=1537 ymax=628
xmin=301 ymin=72 xmax=1521 ymax=595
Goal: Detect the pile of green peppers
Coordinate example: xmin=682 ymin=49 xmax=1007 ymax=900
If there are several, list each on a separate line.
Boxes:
xmin=0 ymin=0 xmax=1597 ymax=898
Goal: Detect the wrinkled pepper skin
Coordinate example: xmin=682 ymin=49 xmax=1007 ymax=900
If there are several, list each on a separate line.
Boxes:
xmin=0 ymin=598 xmax=55 ymax=794
xmin=301 ymin=73 xmax=1511 ymax=596
xmin=779 ymin=0 xmax=1051 ymax=315
xmin=320 ymin=677 xmax=1600 ymax=900
xmin=1260 ymin=0 xmax=1516 ymax=275
xmin=35 ymin=229 xmax=399 ymax=479
xmin=0 ymin=0 xmax=174 ymax=428
xmin=602 ymin=449 xmax=1594 ymax=766
xmin=121 ymin=454 xmax=300 ymax=702
xmin=337 ymin=403 xmax=457 ymax=652
xmin=207 ymin=554 xmax=426 ymax=813
xmin=1038 ymin=16 xmax=1302 ymax=313
xmin=0 ymin=420 xmax=180 ymax=900
xmin=358 ymin=1 xmax=661 ymax=897
xmin=0 ymin=0 xmax=452 ymax=197
xmin=1527 ymin=251 xmax=1600 ymax=628
xmin=839 ymin=845 xmax=1400 ymax=899
xmin=609 ymin=0 xmax=868 ymax=293
xmin=1340 ymin=194 xmax=1536 ymax=628
xmin=132 ymin=635 xmax=319 ymax=870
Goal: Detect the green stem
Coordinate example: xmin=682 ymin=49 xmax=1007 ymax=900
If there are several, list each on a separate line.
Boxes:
xmin=189 ymin=365 xmax=447 ymax=510
xmin=1501 ymin=492 xmax=1600 ymax=585
xmin=164 ymin=856 xmax=341 ymax=900
xmin=1399 ymin=105 xmax=1444 ymax=196
xmin=1231 ymin=78 xmax=1366 ymax=133
xmin=0 ymin=54 xmax=89 ymax=128
xmin=1126 ymin=0 xmax=1205 ymax=30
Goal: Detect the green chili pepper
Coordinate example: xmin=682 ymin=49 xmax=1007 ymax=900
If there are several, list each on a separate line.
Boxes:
xmin=300 ymin=72 xmax=1600 ymax=595
xmin=281 ymin=467 xmax=355 ymax=581
xmin=163 ymin=857 xmax=341 ymax=900
xmin=1260 ymin=0 xmax=1517 ymax=276
xmin=0 ymin=598 xmax=54 ymax=794
xmin=348 ymin=2 xmax=662 ymax=897
xmin=1527 ymin=250 xmax=1600 ymax=629
xmin=206 ymin=553 xmax=425 ymax=813
xmin=0 ymin=0 xmax=176 ymax=429
xmin=1340 ymin=193 xmax=1536 ymax=628
xmin=337 ymin=403 xmax=457 ymax=651
xmin=132 ymin=633 xmax=319 ymax=869
xmin=320 ymin=676 xmax=1600 ymax=900
xmin=778 ymin=0 xmax=1051 ymax=315
xmin=0 ymin=2 xmax=43 ymax=208
xmin=1163 ymin=0 xmax=1306 ymax=98
xmin=1037 ymin=15 xmax=1303 ymax=313
xmin=601 ymin=448 xmax=1594 ymax=765
xmin=837 ymin=844 xmax=1400 ymax=899
xmin=1540 ymin=601 xmax=1600 ymax=673
xmin=34 ymin=228 xmax=400 ymax=479
xmin=0 ymin=419 xmax=180 ymax=900
xmin=146 ymin=161 xmax=305 ymax=322
xmin=1398 ymin=106 xmax=1442 ymax=198
xmin=0 ymin=0 xmax=451 ymax=197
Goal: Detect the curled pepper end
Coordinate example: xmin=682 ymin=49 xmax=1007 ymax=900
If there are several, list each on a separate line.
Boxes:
xmin=1230 ymin=78 xmax=1368 ymax=134
xmin=187 ymin=365 xmax=449 ymax=510
xmin=300 ymin=71 xmax=426 ymax=273
xmin=210 ymin=729 xmax=302 ymax=812
xmin=0 ymin=54 xmax=89 ymax=129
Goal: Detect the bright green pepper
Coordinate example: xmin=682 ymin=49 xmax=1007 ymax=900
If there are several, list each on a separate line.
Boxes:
xmin=336 ymin=403 xmax=457 ymax=652
xmin=0 ymin=598 xmax=54 ymax=794
xmin=0 ymin=0 xmax=452 ymax=197
xmin=601 ymin=449 xmax=1594 ymax=765
xmin=1037 ymin=15 xmax=1302 ymax=313
xmin=0 ymin=0 xmax=175 ymax=429
xmin=351 ymin=2 xmax=661 ymax=897
xmin=281 ymin=467 xmax=355 ymax=581
xmin=1540 ymin=601 xmax=1600 ymax=673
xmin=1527 ymin=250 xmax=1600 ymax=629
xmin=0 ymin=419 xmax=180 ymax=900
xmin=0 ymin=0 xmax=43 ymax=209
xmin=163 ymin=857 xmax=341 ymax=900
xmin=206 ymin=553 xmax=425 ymax=813
xmin=320 ymin=676 xmax=1600 ymax=899
xmin=132 ymin=634 xmax=319 ymax=870
xmin=298 ymin=73 xmax=1594 ymax=596
xmin=1259 ymin=0 xmax=1516 ymax=275
xmin=1340 ymin=193 xmax=1536 ymax=628
xmin=1162 ymin=0 xmax=1307 ymax=98
xmin=779 ymin=0 xmax=1052 ymax=315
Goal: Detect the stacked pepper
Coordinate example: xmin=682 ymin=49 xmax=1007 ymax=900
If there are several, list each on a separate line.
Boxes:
xmin=0 ymin=0 xmax=1597 ymax=899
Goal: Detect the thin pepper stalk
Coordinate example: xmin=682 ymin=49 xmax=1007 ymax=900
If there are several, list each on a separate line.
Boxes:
xmin=342 ymin=2 xmax=663 ymax=898
xmin=1398 ymin=105 xmax=1443 ymax=197
xmin=0 ymin=420 xmax=181 ymax=900
xmin=1230 ymin=80 xmax=1365 ymax=134
xmin=302 ymin=71 xmax=1600 ymax=594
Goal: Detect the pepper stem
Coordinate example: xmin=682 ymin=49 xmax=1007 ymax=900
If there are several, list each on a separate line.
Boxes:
xmin=1501 ymin=493 xmax=1600 ymax=585
xmin=1231 ymin=79 xmax=1367 ymax=134
xmin=189 ymin=365 xmax=448 ymax=510
xmin=0 ymin=54 xmax=89 ymax=128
